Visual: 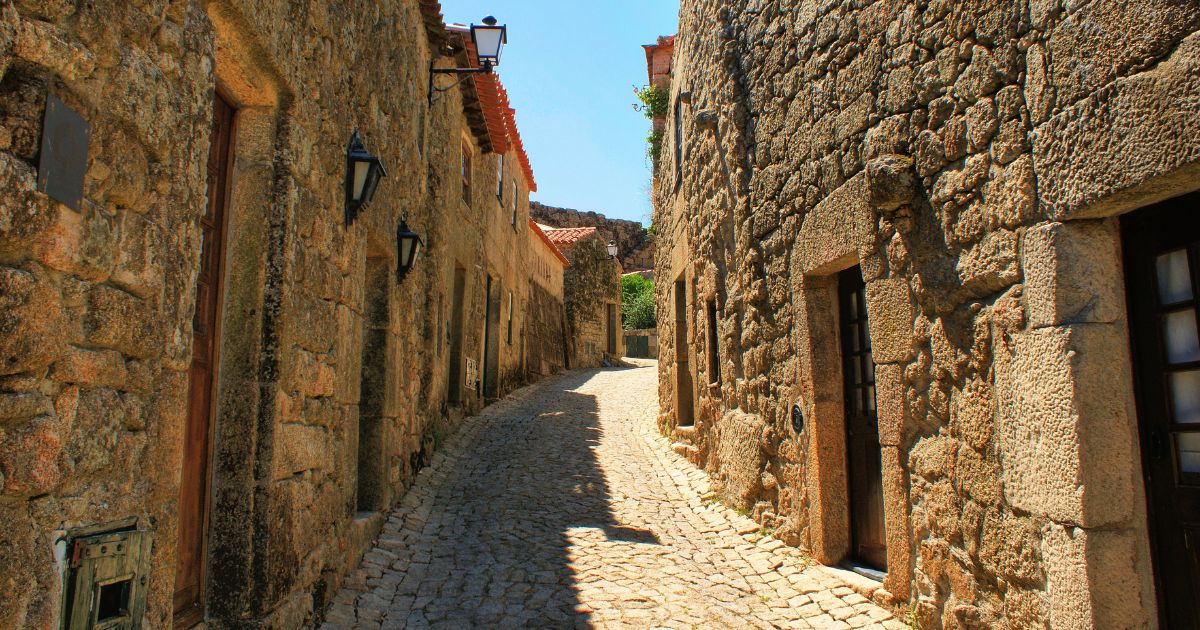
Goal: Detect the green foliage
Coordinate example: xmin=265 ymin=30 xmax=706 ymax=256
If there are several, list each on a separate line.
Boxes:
xmin=633 ymin=84 xmax=669 ymax=120
xmin=646 ymin=128 xmax=664 ymax=168
xmin=621 ymin=274 xmax=656 ymax=330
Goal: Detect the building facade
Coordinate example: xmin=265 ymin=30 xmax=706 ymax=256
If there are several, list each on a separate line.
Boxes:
xmin=541 ymin=226 xmax=624 ymax=368
xmin=526 ymin=220 xmax=570 ymax=378
xmin=655 ymin=2 xmax=1200 ymax=628
xmin=0 ymin=1 xmax=557 ymax=628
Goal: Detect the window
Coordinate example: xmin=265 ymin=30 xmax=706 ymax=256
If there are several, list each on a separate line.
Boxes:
xmin=496 ymin=153 xmax=505 ymax=199
xmin=506 ymin=290 xmax=514 ymax=344
xmin=706 ymin=299 xmax=721 ymax=385
xmin=461 ymin=141 xmax=472 ymax=204
xmin=510 ymin=182 xmax=518 ymax=228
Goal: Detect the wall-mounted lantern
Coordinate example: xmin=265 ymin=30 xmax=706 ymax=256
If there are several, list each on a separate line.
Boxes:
xmin=396 ymin=219 xmax=424 ymax=281
xmin=429 ymin=16 xmax=509 ymax=105
xmin=345 ymin=130 xmax=387 ymax=226
xmin=471 ymin=16 xmax=507 ymax=68
xmin=607 ymin=241 xmax=619 ymax=258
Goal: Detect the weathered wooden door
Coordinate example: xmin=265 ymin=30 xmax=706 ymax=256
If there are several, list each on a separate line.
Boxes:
xmin=838 ymin=267 xmax=886 ymax=571
xmin=606 ymin=303 xmax=618 ymax=355
xmin=1123 ymin=192 xmax=1200 ymax=629
xmin=674 ymin=278 xmax=695 ymax=425
xmin=175 ymin=92 xmax=235 ymax=627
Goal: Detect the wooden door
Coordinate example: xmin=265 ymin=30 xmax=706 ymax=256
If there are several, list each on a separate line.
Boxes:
xmin=838 ymin=267 xmax=886 ymax=570
xmin=1123 ymin=192 xmax=1200 ymax=629
xmin=448 ymin=267 xmax=466 ymax=403
xmin=483 ymin=275 xmax=500 ymax=399
xmin=175 ymin=92 xmax=235 ymax=627
xmin=607 ymin=304 xmax=617 ymax=355
xmin=674 ymin=278 xmax=695 ymax=425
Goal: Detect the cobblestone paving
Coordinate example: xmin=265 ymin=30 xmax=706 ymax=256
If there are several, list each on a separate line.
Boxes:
xmin=323 ymin=363 xmax=905 ymax=629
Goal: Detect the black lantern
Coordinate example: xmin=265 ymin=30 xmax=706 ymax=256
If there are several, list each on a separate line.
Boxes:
xmin=607 ymin=241 xmax=619 ymax=257
xmin=429 ymin=17 xmax=510 ymax=105
xmin=396 ymin=219 xmax=424 ymax=281
xmin=345 ymin=130 xmax=387 ymax=226
xmin=471 ymin=16 xmax=507 ymax=68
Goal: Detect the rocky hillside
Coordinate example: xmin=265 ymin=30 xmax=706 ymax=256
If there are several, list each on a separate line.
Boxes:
xmin=530 ymin=202 xmax=655 ymax=271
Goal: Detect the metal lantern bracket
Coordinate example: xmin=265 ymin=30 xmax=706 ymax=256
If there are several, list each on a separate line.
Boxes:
xmin=427 ymin=17 xmax=507 ymax=106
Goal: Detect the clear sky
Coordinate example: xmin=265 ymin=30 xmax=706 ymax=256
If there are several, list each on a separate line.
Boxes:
xmin=438 ymin=1 xmax=680 ymax=226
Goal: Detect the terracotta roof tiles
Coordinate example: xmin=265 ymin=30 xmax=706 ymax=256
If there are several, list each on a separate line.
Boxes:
xmin=540 ymin=226 xmax=597 ymax=247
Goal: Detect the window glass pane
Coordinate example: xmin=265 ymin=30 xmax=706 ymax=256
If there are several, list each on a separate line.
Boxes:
xmin=1164 ymin=309 xmax=1200 ymax=364
xmin=1156 ymin=249 xmax=1193 ymax=304
xmin=851 ymin=356 xmax=862 ymax=384
xmin=849 ymin=294 xmax=858 ymax=320
xmin=1169 ymin=370 xmax=1200 ymax=424
xmin=1177 ymin=432 xmax=1200 ymax=474
xmin=865 ymin=387 xmax=876 ymax=412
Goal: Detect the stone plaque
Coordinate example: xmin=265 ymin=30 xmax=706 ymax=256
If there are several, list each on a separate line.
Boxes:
xmin=37 ymin=93 xmax=90 ymax=211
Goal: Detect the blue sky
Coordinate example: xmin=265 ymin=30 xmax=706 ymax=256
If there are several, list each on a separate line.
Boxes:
xmin=438 ymin=1 xmax=679 ymax=225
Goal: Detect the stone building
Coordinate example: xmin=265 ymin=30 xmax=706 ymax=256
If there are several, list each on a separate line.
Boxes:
xmin=655 ymin=2 xmax=1200 ymax=628
xmin=525 ymin=220 xmax=570 ymax=377
xmin=530 ymin=201 xmax=655 ymax=272
xmin=0 ymin=1 xmax=551 ymax=628
xmin=541 ymin=225 xmax=624 ymax=368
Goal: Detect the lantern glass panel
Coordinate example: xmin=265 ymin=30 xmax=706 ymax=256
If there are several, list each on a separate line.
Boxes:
xmin=352 ymin=161 xmax=370 ymax=202
xmin=473 ymin=26 xmax=505 ymax=63
xmin=362 ymin=164 xmax=382 ymax=205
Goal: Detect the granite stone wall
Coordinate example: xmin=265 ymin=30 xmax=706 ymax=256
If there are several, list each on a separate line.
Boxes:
xmin=0 ymin=1 xmax=541 ymax=627
xmin=656 ymin=1 xmax=1200 ymax=627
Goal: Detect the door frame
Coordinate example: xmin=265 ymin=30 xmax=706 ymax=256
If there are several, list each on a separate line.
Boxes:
xmin=1122 ymin=195 xmax=1200 ymax=628
xmin=174 ymin=87 xmax=238 ymax=629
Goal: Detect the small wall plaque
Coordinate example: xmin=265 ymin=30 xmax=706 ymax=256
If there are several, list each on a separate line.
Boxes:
xmin=37 ymin=93 xmax=90 ymax=211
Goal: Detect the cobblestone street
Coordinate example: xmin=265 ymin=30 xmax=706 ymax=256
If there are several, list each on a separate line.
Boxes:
xmin=323 ymin=362 xmax=905 ymax=629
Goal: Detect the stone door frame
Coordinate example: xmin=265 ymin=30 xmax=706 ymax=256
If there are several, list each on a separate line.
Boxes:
xmin=201 ymin=2 xmax=289 ymax=623
xmin=788 ymin=173 xmax=913 ymax=601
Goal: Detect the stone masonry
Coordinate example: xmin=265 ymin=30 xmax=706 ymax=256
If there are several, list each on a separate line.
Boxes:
xmin=531 ymin=201 xmax=655 ymax=272
xmin=655 ymin=1 xmax=1200 ymax=628
xmin=0 ymin=1 xmax=562 ymax=628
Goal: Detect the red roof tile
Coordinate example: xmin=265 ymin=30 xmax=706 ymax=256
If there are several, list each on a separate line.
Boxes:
xmin=447 ymin=25 xmax=537 ymax=191
xmin=540 ymin=226 xmax=597 ymax=247
xmin=529 ymin=220 xmax=569 ymax=267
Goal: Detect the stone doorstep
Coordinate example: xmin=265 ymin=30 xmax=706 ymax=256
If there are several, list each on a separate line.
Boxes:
xmin=813 ymin=564 xmax=899 ymax=612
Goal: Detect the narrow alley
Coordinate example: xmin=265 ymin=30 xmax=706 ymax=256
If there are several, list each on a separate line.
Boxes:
xmin=321 ymin=363 xmax=904 ymax=630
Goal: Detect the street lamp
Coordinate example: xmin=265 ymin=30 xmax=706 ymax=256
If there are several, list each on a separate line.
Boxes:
xmin=345 ymin=130 xmax=386 ymax=226
xmin=607 ymin=241 xmax=619 ymax=258
xmin=396 ymin=219 xmax=424 ymax=281
xmin=471 ymin=17 xmax=507 ymax=69
xmin=429 ymin=16 xmax=509 ymax=105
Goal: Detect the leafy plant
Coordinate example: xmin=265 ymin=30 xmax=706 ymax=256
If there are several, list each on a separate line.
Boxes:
xmin=633 ymin=84 xmax=669 ymax=120
xmin=646 ymin=128 xmax=664 ymax=168
xmin=621 ymin=274 xmax=656 ymax=330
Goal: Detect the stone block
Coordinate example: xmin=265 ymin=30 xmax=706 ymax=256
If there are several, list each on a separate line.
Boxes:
xmin=713 ymin=409 xmax=767 ymax=509
xmin=50 ymin=347 xmax=125 ymax=388
xmin=84 ymin=284 xmax=162 ymax=359
xmin=13 ymin=16 xmax=93 ymax=79
xmin=0 ymin=390 xmax=52 ymax=423
xmin=33 ymin=204 xmax=114 ymax=281
xmin=792 ymin=173 xmax=874 ymax=275
xmin=0 ymin=264 xmax=66 ymax=376
xmin=274 ymin=423 xmax=333 ymax=481
xmin=874 ymin=363 xmax=905 ymax=447
xmin=1022 ymin=220 xmax=1124 ymax=329
xmin=0 ymin=416 xmax=62 ymax=496
xmin=864 ymin=277 xmax=916 ymax=364
xmin=880 ymin=446 xmax=912 ymax=600
xmin=1045 ymin=0 xmax=1199 ymax=110
xmin=950 ymin=377 xmax=995 ymax=452
xmin=0 ymin=153 xmax=56 ymax=255
xmin=1042 ymin=524 xmax=1153 ymax=630
xmin=995 ymin=324 xmax=1138 ymax=527
xmin=1035 ymin=31 xmax=1200 ymax=219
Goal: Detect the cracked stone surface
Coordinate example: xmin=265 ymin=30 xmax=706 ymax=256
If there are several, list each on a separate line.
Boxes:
xmin=322 ymin=362 xmax=905 ymax=629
